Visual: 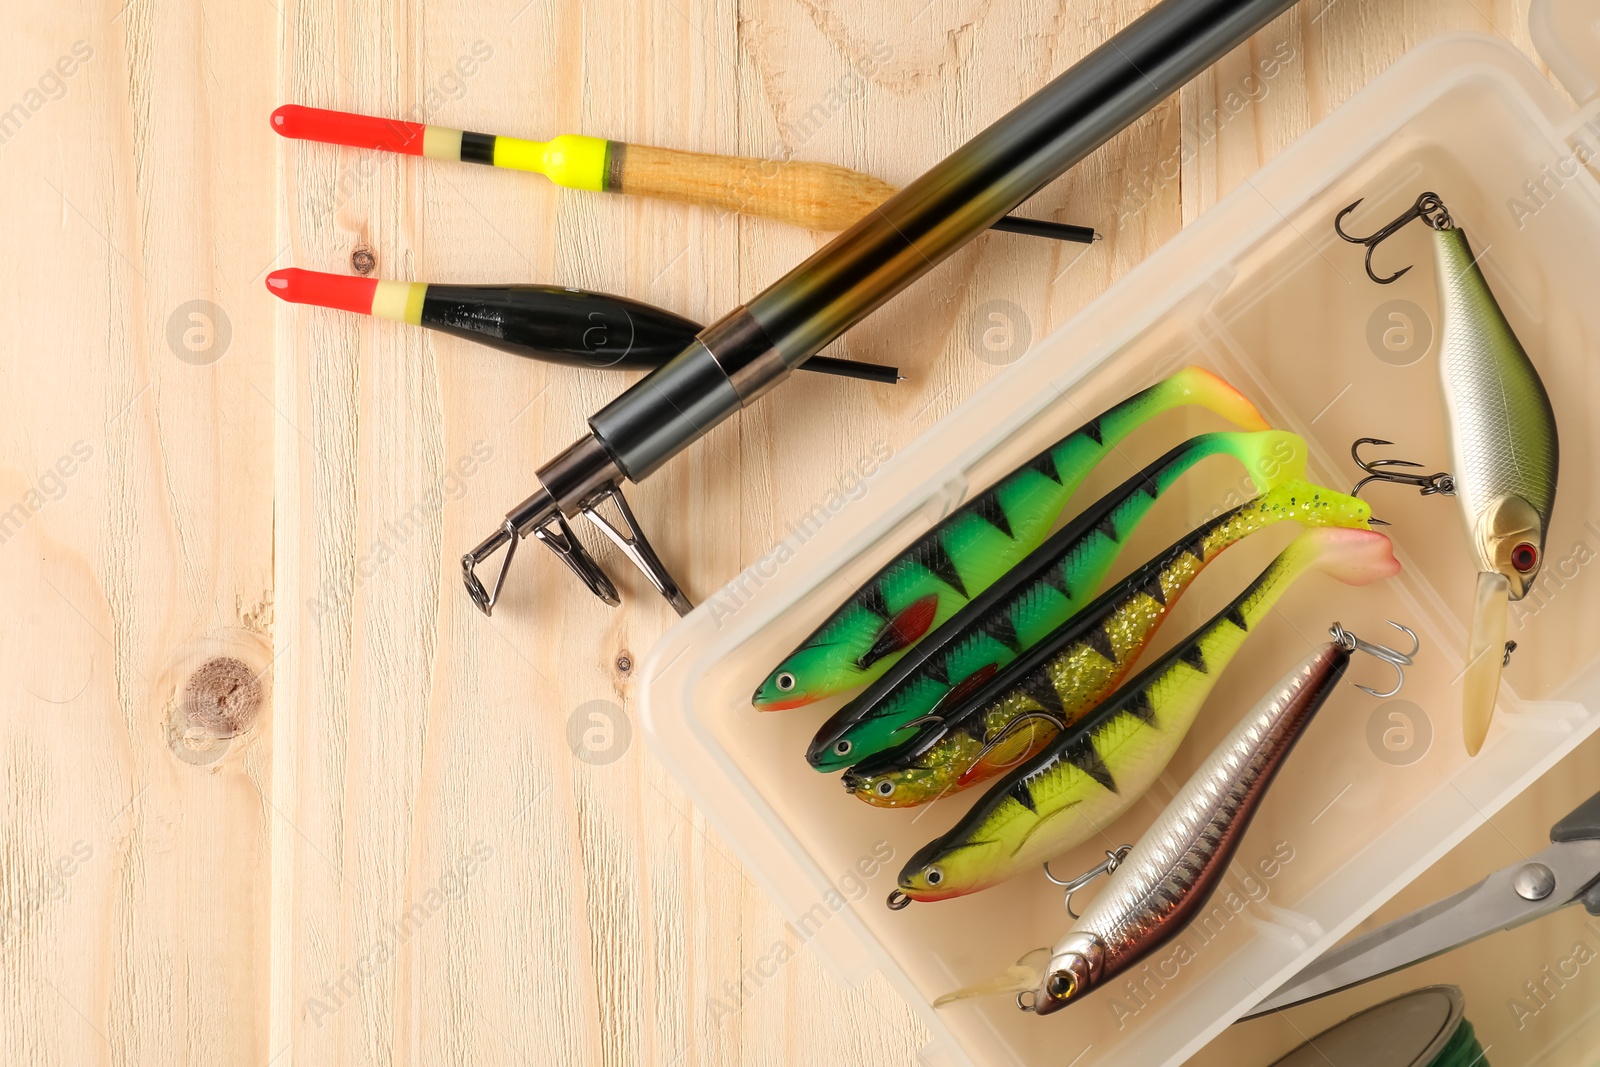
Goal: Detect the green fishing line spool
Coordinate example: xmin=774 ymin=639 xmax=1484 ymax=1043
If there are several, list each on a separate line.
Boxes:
xmin=1267 ymin=985 xmax=1486 ymax=1067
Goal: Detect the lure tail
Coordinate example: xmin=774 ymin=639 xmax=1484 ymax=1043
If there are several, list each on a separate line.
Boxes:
xmin=1151 ymin=366 xmax=1272 ymax=435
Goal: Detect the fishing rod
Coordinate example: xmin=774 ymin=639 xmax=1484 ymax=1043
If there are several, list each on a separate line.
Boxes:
xmin=465 ymin=0 xmax=1301 ymax=618
xmin=271 ymin=104 xmax=1097 ymax=244
xmin=265 ymin=267 xmax=901 ymax=384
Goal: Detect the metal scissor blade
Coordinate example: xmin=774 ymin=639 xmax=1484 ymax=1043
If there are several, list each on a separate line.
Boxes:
xmin=1245 ymin=839 xmax=1600 ymax=1018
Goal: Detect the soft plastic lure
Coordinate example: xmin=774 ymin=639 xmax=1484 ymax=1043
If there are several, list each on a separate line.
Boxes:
xmin=1338 ymin=193 xmax=1558 ymax=755
xmin=753 ymin=368 xmax=1269 ymax=710
xmin=805 ymin=428 xmax=1307 ymax=771
xmin=890 ymin=527 xmax=1399 ymax=905
xmin=843 ymin=479 xmax=1373 ymax=806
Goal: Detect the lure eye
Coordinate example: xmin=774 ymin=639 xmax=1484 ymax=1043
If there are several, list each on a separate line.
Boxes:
xmin=875 ymin=780 xmax=895 ymax=797
xmin=924 ymin=865 xmax=944 ymax=886
xmin=1511 ymin=542 xmax=1539 ymax=573
xmin=775 ymin=672 xmax=797 ymax=692
xmin=1045 ymin=971 xmax=1075 ymax=1000
xmin=833 ymin=739 xmax=852 ymax=757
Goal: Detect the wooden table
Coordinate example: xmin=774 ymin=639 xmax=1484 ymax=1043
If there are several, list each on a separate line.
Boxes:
xmin=5 ymin=0 xmax=1597 ymax=1063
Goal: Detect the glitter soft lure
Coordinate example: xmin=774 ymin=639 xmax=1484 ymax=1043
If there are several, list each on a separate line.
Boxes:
xmin=753 ymin=368 xmax=1269 ymax=710
xmin=890 ymin=528 xmax=1400 ymax=905
xmin=842 ymin=479 xmax=1373 ymax=806
xmin=805 ymin=428 xmax=1308 ymax=772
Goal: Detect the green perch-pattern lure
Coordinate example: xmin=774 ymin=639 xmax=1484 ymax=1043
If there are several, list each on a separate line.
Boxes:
xmin=806 ymin=429 xmax=1308 ymax=772
xmin=751 ymin=367 xmax=1269 ymax=709
xmin=892 ymin=527 xmax=1400 ymax=904
xmin=843 ymin=479 xmax=1373 ymax=806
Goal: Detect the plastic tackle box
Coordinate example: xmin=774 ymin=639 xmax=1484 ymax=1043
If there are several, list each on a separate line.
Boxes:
xmin=642 ymin=3 xmax=1600 ymax=1063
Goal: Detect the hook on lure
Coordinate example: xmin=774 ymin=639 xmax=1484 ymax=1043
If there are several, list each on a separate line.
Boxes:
xmin=972 ymin=710 xmax=1069 ymax=767
xmin=1349 ymin=438 xmax=1456 ymax=525
xmin=1330 ymin=620 xmax=1419 ymax=698
xmin=1043 ymin=845 xmax=1133 ymax=920
xmin=1334 ymin=191 xmax=1453 ymax=284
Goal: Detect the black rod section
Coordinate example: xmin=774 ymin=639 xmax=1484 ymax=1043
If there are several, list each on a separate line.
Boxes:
xmin=590 ymin=0 xmax=1297 ymax=480
xmin=990 ymin=216 xmax=1099 ymax=244
xmin=468 ymin=0 xmax=1300 ymax=615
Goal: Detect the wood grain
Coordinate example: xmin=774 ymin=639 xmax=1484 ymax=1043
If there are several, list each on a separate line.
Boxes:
xmin=5 ymin=0 xmax=1593 ymax=1065
xmin=0 ymin=0 xmax=277 ymax=1064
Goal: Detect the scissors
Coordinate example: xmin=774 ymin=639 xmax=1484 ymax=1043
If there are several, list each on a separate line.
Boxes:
xmin=1246 ymin=789 xmax=1600 ymax=1018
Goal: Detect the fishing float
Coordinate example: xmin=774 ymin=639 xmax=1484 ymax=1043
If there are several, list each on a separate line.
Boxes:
xmin=270 ymin=104 xmax=1097 ymax=243
xmin=264 ymin=267 xmax=900 ymax=384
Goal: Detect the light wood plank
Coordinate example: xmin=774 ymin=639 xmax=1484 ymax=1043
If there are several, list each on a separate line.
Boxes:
xmin=5 ymin=0 xmax=1593 ymax=1065
xmin=0 ymin=1 xmax=277 ymax=1065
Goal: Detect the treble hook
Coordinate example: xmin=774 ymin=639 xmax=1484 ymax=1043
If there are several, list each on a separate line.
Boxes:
xmin=1329 ymin=620 xmax=1420 ymax=698
xmin=1334 ymin=191 xmax=1453 ymax=284
xmin=1349 ymin=438 xmax=1456 ymax=524
xmin=1044 ymin=845 xmax=1132 ymax=919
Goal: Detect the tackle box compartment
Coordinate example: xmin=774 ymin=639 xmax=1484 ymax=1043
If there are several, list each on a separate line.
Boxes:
xmin=641 ymin=3 xmax=1600 ymax=1063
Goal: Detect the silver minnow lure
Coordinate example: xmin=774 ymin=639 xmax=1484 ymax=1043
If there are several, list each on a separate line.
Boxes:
xmin=929 ymin=624 xmax=1415 ymax=1015
xmin=1339 ymin=192 xmax=1558 ymax=755
xmin=1030 ymin=628 xmax=1383 ymax=1015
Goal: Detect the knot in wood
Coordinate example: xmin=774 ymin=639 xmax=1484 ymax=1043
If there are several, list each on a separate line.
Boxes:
xmin=181 ymin=656 xmax=262 ymax=738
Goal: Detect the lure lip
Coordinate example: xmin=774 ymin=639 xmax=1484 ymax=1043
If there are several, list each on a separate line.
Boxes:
xmin=1462 ymin=569 xmax=1511 ymax=756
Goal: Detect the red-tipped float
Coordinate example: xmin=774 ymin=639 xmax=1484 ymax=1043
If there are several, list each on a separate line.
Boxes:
xmin=266 ymin=267 xmax=380 ymax=315
xmin=270 ymin=103 xmax=1097 ymax=241
xmin=265 ymin=267 xmax=900 ymax=383
xmin=271 ymin=104 xmax=428 ymax=155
